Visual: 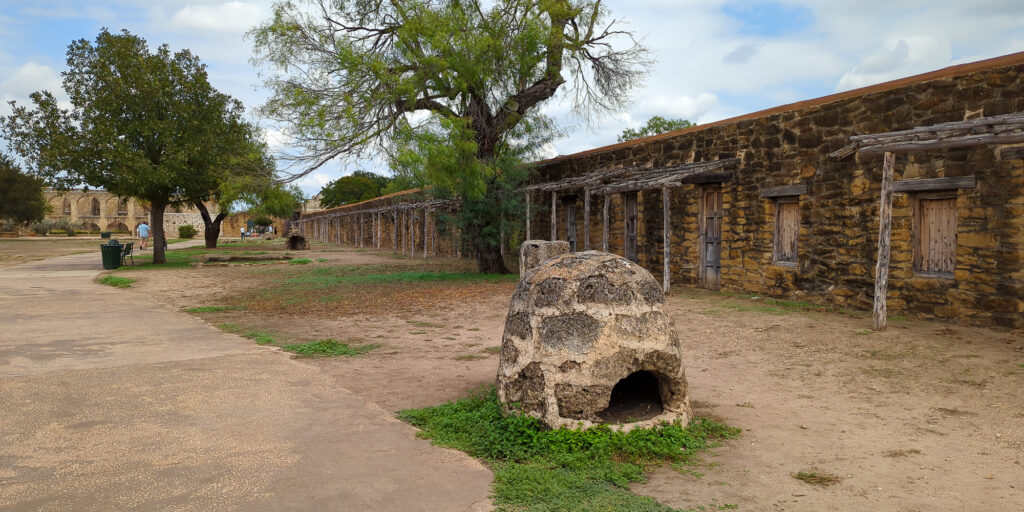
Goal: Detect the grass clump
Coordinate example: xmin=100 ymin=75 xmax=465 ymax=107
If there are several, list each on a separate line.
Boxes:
xmin=454 ymin=354 xmax=487 ymax=361
xmin=282 ymin=338 xmax=380 ymax=357
xmin=289 ymin=258 xmax=313 ymax=265
xmin=792 ymin=471 xmax=841 ymax=486
xmin=184 ymin=305 xmax=239 ymax=313
xmin=399 ymin=387 xmax=739 ymax=511
xmin=99 ymin=275 xmax=135 ymax=288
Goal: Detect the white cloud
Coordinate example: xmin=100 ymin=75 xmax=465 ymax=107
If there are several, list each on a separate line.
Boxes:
xmin=0 ymin=61 xmax=66 ymax=115
xmin=168 ymin=2 xmax=265 ymax=34
xmin=835 ymin=37 xmax=952 ymax=91
xmin=296 ymin=171 xmax=333 ymax=189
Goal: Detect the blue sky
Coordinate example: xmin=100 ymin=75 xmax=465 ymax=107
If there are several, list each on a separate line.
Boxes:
xmin=2 ymin=1 xmax=1024 ymax=196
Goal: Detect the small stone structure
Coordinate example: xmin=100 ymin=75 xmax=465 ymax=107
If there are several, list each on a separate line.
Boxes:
xmin=519 ymin=240 xmax=570 ymax=276
xmin=498 ymin=251 xmax=691 ymax=430
xmin=286 ymin=233 xmax=309 ymax=250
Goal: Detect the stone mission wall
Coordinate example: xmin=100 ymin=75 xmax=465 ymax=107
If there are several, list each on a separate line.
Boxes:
xmin=532 ymin=56 xmax=1024 ymax=328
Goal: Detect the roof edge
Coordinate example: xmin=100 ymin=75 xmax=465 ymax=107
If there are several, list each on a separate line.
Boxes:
xmin=536 ymin=50 xmax=1024 ymax=166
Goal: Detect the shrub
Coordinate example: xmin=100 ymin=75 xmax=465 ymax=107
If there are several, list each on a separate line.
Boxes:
xmin=51 ymin=218 xmax=81 ymax=236
xmin=29 ymin=219 xmax=53 ymax=235
xmin=178 ymin=224 xmax=198 ymax=239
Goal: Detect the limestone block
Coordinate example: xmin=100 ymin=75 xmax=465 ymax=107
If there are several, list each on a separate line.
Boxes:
xmin=497 ymin=251 xmax=690 ymax=430
xmin=519 ymin=240 xmax=570 ymax=277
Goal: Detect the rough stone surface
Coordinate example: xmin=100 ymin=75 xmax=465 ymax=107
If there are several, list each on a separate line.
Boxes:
xmin=519 ymin=240 xmax=570 ymax=277
xmin=497 ymin=251 xmax=691 ymax=430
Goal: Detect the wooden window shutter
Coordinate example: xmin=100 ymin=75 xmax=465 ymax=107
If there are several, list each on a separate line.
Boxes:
xmin=774 ymin=199 xmax=799 ymax=265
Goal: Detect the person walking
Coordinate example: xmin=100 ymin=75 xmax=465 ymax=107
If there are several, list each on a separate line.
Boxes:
xmin=136 ymin=222 xmax=150 ymax=250
xmin=240 ymin=226 xmax=246 ymax=240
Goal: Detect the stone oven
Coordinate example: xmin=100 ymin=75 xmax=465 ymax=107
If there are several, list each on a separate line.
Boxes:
xmin=497 ymin=251 xmax=691 ymax=430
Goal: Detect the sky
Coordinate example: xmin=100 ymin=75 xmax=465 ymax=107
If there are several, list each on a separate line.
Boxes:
xmin=2 ymin=1 xmax=1023 ymax=197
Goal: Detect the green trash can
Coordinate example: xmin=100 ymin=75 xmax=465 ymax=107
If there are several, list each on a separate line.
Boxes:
xmin=100 ymin=240 xmax=122 ymax=269
xmin=100 ymin=231 xmax=111 ymax=239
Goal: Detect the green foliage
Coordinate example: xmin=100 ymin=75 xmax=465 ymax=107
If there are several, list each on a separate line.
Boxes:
xmin=399 ymin=387 xmax=739 ymax=511
xmin=1 ymin=29 xmax=266 ymax=263
xmin=29 ymin=220 xmax=53 ymax=235
xmin=284 ymin=266 xmax=518 ymax=289
xmin=99 ymin=275 xmax=135 ymax=288
xmin=50 ymin=218 xmax=81 ymax=236
xmin=288 ymin=258 xmax=312 ymax=265
xmin=320 ymin=171 xmax=390 ymax=207
xmin=617 ymin=116 xmax=695 ymax=142
xmin=0 ymin=153 xmax=48 ymax=224
xmin=282 ymin=339 xmax=380 ymax=357
xmin=184 ymin=305 xmax=238 ymax=313
xmin=177 ymin=225 xmax=198 ymax=239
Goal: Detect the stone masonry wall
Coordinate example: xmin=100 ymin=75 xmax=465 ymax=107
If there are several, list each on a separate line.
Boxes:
xmin=532 ymin=61 xmax=1024 ymax=328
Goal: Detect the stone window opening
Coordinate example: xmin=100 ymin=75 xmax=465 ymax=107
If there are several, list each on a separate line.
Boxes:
xmin=90 ymin=198 xmax=100 ymax=216
xmin=913 ymin=191 xmax=957 ymax=278
xmin=598 ymin=370 xmax=665 ymax=423
xmin=773 ymin=196 xmax=800 ymax=267
xmin=62 ymin=198 xmax=71 ymax=215
xmin=117 ymin=199 xmax=128 ymax=216
xmin=566 ymin=203 xmax=577 ymax=252
xmin=624 ymin=192 xmax=638 ymax=262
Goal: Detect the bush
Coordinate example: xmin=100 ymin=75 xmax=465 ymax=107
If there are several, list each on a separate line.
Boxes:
xmin=51 ymin=218 xmax=81 ymax=236
xmin=178 ymin=224 xmax=198 ymax=239
xmin=29 ymin=219 xmax=53 ymax=235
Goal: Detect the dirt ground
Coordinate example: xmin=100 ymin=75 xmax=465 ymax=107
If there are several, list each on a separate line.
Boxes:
xmin=118 ymin=243 xmax=1024 ymax=511
xmin=0 ymin=237 xmax=114 ymax=268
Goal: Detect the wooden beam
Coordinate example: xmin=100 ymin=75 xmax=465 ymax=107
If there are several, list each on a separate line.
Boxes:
xmin=423 ymin=208 xmax=428 ymax=258
xmin=392 ymin=211 xmax=398 ymax=253
xmin=410 ymin=210 xmax=416 ymax=258
xmin=602 ymin=194 xmax=610 ymax=252
xmin=891 ymin=175 xmax=976 ymax=192
xmin=662 ymin=186 xmax=671 ymax=294
xmin=760 ymin=184 xmax=809 ymax=198
xmin=859 ymin=132 xmax=1024 ymax=154
xmin=683 ymin=171 xmax=735 ymax=184
xmin=551 ymin=192 xmax=557 ymax=241
xmin=583 ymin=188 xmax=591 ymax=251
xmin=832 ymin=112 xmax=1024 ymax=157
xmin=525 ymin=191 xmax=531 ymax=240
xmin=377 ymin=212 xmax=382 ymax=251
xmin=359 ymin=213 xmax=364 ymax=248
xmin=873 ymin=151 xmax=896 ymax=331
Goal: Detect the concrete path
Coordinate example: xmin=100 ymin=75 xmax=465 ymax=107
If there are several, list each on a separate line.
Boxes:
xmin=0 ymin=246 xmax=493 ymax=511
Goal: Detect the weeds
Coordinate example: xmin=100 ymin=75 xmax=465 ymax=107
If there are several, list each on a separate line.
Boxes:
xmin=883 ymin=448 xmax=921 ymax=457
xmin=792 ymin=471 xmax=841 ymax=486
xmin=283 ymin=339 xmax=380 ymax=357
xmin=184 ymin=305 xmax=239 ymax=313
xmin=289 ymin=258 xmax=313 ymax=265
xmin=399 ymin=387 xmax=739 ymax=512
xmin=98 ymin=275 xmax=135 ymax=288
xmin=454 ymin=354 xmax=487 ymax=361
xmin=483 ymin=346 xmax=501 ymax=355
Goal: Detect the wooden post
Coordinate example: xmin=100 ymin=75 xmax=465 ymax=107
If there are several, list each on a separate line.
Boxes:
xmin=359 ymin=213 xmax=364 ymax=248
xmin=393 ymin=211 xmax=398 ymax=253
xmin=423 ymin=208 xmax=428 ymax=258
xmin=525 ymin=191 xmax=531 ymax=240
xmin=602 ymin=194 xmax=610 ymax=252
xmin=410 ymin=210 xmax=416 ymax=258
xmin=662 ymin=186 xmax=671 ymax=294
xmin=550 ymin=191 xmax=557 ymax=241
xmin=337 ymin=217 xmax=341 ymax=245
xmin=377 ymin=212 xmax=382 ymax=251
xmin=583 ymin=188 xmax=591 ymax=251
xmin=402 ymin=211 xmax=407 ymax=255
xmin=873 ymin=151 xmax=896 ymax=331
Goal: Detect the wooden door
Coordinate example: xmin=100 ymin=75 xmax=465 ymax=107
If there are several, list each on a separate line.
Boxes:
xmin=566 ymin=204 xmax=577 ymax=252
xmin=624 ymin=193 xmax=638 ymax=262
xmin=699 ymin=186 xmax=723 ymax=289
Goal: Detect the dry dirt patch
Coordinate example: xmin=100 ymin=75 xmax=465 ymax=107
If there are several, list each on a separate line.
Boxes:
xmin=0 ymin=237 xmax=108 ymax=268
xmin=120 ymin=244 xmax=1024 ymax=511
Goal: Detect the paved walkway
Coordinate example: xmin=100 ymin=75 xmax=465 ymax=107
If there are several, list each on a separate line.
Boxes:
xmin=0 ymin=245 xmax=492 ymax=511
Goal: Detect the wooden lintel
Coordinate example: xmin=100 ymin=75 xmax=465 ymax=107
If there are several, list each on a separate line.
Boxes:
xmin=859 ymin=132 xmax=1024 ymax=155
xmin=684 ymin=171 xmax=735 ymax=184
xmin=760 ymin=184 xmax=809 ymax=198
xmin=892 ymin=175 xmax=976 ymax=192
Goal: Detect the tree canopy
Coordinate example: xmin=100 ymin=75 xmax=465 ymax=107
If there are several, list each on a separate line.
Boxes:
xmin=0 ymin=153 xmax=48 ymax=225
xmin=319 ymin=171 xmax=390 ymax=208
xmin=617 ymin=116 xmax=695 ymax=142
xmin=2 ymin=29 xmax=269 ymax=262
xmin=252 ymin=0 xmax=649 ymax=272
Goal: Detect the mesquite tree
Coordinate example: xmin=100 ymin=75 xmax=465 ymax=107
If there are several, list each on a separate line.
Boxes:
xmin=2 ymin=29 xmax=266 ymax=263
xmin=252 ymin=0 xmax=649 ymax=273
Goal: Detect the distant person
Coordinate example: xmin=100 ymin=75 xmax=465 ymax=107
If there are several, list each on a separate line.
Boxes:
xmin=136 ymin=222 xmax=150 ymax=250
xmin=240 ymin=226 xmax=246 ymax=240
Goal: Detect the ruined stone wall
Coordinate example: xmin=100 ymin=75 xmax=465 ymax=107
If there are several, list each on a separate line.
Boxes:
xmin=533 ymin=61 xmax=1024 ymax=328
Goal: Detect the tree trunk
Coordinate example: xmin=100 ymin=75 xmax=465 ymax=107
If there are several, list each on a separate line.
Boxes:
xmin=195 ymin=201 xmax=227 ymax=249
xmin=475 ymin=243 xmax=509 ymax=274
xmin=150 ymin=201 xmax=168 ymax=264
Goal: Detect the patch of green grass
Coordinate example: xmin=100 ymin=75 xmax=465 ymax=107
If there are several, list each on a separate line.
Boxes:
xmin=444 ymin=336 xmax=458 ymax=341
xmin=216 ymin=323 xmax=243 ymax=333
xmin=283 ymin=339 xmax=380 ymax=357
xmin=98 ymin=275 xmax=135 ymax=288
xmin=883 ymin=448 xmax=921 ymax=457
xmin=854 ymin=329 xmax=873 ymax=336
xmin=284 ymin=265 xmax=517 ymax=289
xmin=408 ymin=320 xmax=446 ymax=328
xmin=184 ymin=305 xmax=239 ymax=313
xmin=399 ymin=387 xmax=739 ymax=512
xmin=454 ymin=354 xmax=487 ymax=361
xmin=316 ymin=258 xmax=328 ymax=262
xmin=792 ymin=471 xmax=841 ymax=486
xmin=483 ymin=346 xmax=501 ymax=355
xmin=241 ymin=329 xmax=278 ymax=345
xmin=289 ymin=258 xmax=313 ymax=265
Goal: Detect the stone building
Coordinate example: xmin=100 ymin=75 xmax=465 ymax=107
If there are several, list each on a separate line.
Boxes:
xmin=43 ymin=189 xmax=217 ymax=236
xmin=298 ymin=52 xmax=1024 ymax=328
xmin=529 ymin=52 xmax=1024 ymax=328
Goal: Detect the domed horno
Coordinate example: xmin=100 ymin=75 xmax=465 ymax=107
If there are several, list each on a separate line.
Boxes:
xmin=497 ymin=251 xmax=691 ymax=430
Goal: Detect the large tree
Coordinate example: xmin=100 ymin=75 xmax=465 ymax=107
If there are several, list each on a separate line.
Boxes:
xmin=319 ymin=170 xmax=390 ymax=208
xmin=0 ymin=153 xmax=48 ymax=225
xmin=252 ymin=0 xmax=649 ymax=272
xmin=2 ymin=29 xmax=261 ymax=263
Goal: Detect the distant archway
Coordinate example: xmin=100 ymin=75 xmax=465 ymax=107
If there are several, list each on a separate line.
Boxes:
xmin=106 ymin=221 xmax=130 ymax=233
xmin=82 ymin=222 xmax=101 ymax=233
xmin=91 ymin=197 xmax=101 ymax=216
xmin=62 ymin=198 xmax=71 ymax=214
